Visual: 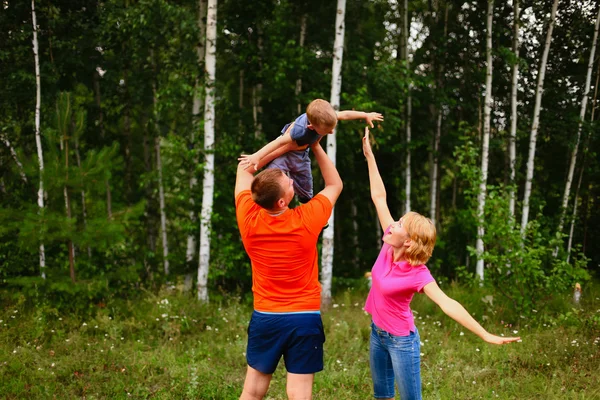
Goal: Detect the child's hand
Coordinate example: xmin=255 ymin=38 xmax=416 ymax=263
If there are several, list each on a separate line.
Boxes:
xmin=362 ymin=127 xmax=374 ymax=159
xmin=365 ymin=112 xmax=384 ymax=128
xmin=238 ymin=154 xmax=260 ymax=171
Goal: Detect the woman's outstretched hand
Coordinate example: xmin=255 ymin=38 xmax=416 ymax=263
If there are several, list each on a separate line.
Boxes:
xmin=482 ymin=333 xmax=521 ymax=345
xmin=362 ymin=127 xmax=374 ymax=159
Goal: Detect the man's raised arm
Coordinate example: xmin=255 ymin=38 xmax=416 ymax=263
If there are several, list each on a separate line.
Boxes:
xmin=311 ymin=141 xmax=343 ymax=206
xmin=234 ymin=160 xmax=254 ymax=199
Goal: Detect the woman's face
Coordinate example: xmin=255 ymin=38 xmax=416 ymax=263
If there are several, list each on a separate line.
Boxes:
xmin=383 ymin=217 xmax=410 ymax=248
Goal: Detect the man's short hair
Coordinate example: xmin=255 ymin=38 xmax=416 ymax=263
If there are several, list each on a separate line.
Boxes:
xmin=251 ymin=168 xmax=285 ymax=210
xmin=306 ymin=99 xmax=337 ymax=130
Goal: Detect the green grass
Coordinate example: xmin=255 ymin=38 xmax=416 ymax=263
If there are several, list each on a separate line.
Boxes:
xmin=1 ymin=284 xmax=599 ymax=399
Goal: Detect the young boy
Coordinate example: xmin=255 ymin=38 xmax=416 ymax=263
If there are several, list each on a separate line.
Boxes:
xmin=239 ymin=99 xmax=383 ymax=203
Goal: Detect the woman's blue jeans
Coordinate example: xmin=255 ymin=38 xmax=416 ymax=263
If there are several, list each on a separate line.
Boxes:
xmin=369 ymin=321 xmax=422 ymax=399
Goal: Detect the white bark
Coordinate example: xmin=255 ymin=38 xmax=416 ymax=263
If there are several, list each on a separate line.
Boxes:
xmin=475 ymin=0 xmax=494 ymax=282
xmin=508 ymin=0 xmax=520 ymax=218
xmin=430 ymin=108 xmax=441 ymax=225
xmin=321 ymin=0 xmax=346 ymax=307
xmin=521 ymin=0 xmax=559 ymax=236
xmin=253 ymin=32 xmax=264 ymax=139
xmin=32 ymin=0 xmax=46 ymax=278
xmin=295 ymin=14 xmax=307 ymax=115
xmin=187 ymin=0 xmax=208 ymax=265
xmin=197 ymin=0 xmax=217 ymax=302
xmin=0 ymin=133 xmax=28 ymax=183
xmin=567 ymin=60 xmax=600 ymax=263
xmin=404 ymin=0 xmax=411 ymax=214
xmin=554 ymin=7 xmax=600 ymax=256
xmin=155 ymin=136 xmax=169 ymax=276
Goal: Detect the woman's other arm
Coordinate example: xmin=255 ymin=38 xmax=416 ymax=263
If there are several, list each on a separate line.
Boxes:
xmin=423 ymin=281 xmax=521 ymax=345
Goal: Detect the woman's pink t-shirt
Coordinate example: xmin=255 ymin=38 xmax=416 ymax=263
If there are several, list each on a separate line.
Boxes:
xmin=364 ymin=226 xmax=435 ymax=336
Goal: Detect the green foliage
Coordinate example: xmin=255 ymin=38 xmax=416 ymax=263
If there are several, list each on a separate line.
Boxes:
xmin=454 ymin=137 xmax=591 ymax=314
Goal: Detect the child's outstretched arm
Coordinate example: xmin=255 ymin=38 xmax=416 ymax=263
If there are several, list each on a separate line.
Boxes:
xmin=238 ymin=125 xmax=295 ymax=171
xmin=337 ymin=110 xmax=384 ymax=128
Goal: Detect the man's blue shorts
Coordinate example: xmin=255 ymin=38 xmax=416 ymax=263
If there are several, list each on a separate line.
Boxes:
xmin=246 ymin=311 xmax=325 ymax=374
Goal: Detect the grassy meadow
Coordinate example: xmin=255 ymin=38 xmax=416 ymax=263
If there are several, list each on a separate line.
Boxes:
xmin=1 ymin=282 xmax=599 ymax=399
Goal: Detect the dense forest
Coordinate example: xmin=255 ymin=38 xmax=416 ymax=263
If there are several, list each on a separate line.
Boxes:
xmin=1 ymin=0 xmax=598 ymax=313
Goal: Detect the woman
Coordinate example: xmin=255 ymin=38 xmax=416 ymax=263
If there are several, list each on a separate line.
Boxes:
xmin=362 ymin=127 xmax=520 ymax=400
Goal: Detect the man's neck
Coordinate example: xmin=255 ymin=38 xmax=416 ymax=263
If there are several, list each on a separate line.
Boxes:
xmin=266 ymin=207 xmax=288 ymax=217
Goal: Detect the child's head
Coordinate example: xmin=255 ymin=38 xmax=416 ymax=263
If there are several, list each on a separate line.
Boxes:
xmin=402 ymin=211 xmax=437 ymax=266
xmin=306 ymin=99 xmax=337 ymax=135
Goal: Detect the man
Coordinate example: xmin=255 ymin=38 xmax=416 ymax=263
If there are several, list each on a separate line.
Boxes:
xmin=235 ymin=140 xmax=343 ymax=400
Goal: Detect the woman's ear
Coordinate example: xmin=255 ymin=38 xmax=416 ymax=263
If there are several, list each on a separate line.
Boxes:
xmin=403 ymin=239 xmax=412 ymax=248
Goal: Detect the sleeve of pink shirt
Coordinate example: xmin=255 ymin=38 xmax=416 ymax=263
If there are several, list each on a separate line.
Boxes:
xmin=414 ymin=265 xmax=435 ymax=293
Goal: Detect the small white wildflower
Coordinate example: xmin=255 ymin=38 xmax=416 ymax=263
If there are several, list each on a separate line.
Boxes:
xmin=206 ymin=326 xmax=213 ymax=331
xmin=82 ymin=322 xmax=87 ymax=326
xmin=161 ymin=314 xmax=168 ymax=318
xmin=459 ymin=332 xmax=464 ymax=336
xmin=51 ymin=363 xmax=55 ymax=367
xmin=333 ymin=304 xmax=339 ymax=308
xmin=513 ymin=330 xmax=519 ymax=334
xmin=476 ymin=348 xmax=480 ymax=352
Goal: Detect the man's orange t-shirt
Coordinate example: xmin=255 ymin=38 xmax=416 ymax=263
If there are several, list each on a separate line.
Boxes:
xmin=235 ymin=190 xmax=332 ymax=312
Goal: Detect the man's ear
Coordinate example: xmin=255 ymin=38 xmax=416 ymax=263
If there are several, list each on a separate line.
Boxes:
xmin=306 ymin=123 xmax=315 ymax=130
xmin=277 ymin=198 xmax=286 ymax=209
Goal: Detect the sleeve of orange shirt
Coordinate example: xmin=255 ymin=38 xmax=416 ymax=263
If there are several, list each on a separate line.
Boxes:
xmin=299 ymin=194 xmax=333 ymax=236
xmin=235 ymin=190 xmax=258 ymax=237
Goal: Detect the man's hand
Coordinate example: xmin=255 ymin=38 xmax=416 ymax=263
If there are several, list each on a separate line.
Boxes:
xmin=238 ymin=154 xmax=260 ymax=171
xmin=365 ymin=112 xmax=384 ymax=128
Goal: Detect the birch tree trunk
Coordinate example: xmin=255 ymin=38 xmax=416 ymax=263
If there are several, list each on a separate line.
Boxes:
xmin=197 ymin=0 xmax=217 ymax=302
xmin=32 ymin=0 xmax=46 ymax=279
xmin=93 ymin=70 xmax=112 ymax=219
xmin=567 ymin=60 xmax=600 ymax=262
xmin=253 ymin=31 xmax=264 ymax=139
xmin=520 ymin=0 xmax=559 ymax=236
xmin=553 ymin=7 xmax=599 ymax=256
xmin=430 ymin=110 xmax=441 ymax=224
xmin=321 ymin=0 xmax=346 ymax=308
xmin=295 ymin=14 xmax=307 ymax=115
xmin=508 ymin=0 xmax=520 ymax=219
xmin=429 ymin=4 xmax=448 ymax=226
xmin=186 ymin=0 xmax=208 ymax=266
xmin=404 ymin=0 xmax=411 ymax=214
xmin=475 ymin=0 xmax=494 ymax=281
xmin=152 ymin=72 xmax=169 ymax=276
xmin=155 ymin=136 xmax=169 ymax=276
xmin=0 ymin=133 xmax=28 ymax=183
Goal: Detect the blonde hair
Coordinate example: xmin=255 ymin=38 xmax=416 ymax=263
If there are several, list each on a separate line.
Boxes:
xmin=306 ymin=99 xmax=337 ymax=130
xmin=402 ymin=212 xmax=437 ymax=266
